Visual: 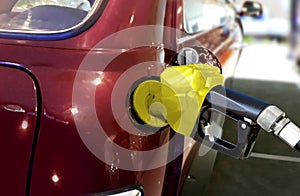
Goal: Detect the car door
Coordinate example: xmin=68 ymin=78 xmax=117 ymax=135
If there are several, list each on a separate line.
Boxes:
xmin=0 ymin=63 xmax=41 ymax=196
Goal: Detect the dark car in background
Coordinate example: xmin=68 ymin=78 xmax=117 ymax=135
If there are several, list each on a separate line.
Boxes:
xmin=0 ymin=0 xmax=260 ymax=195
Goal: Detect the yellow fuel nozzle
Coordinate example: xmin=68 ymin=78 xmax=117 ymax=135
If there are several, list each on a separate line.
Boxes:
xmin=132 ymin=64 xmax=224 ymax=136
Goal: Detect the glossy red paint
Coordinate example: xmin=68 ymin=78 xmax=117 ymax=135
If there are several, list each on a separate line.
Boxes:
xmin=0 ymin=0 xmax=243 ymax=195
xmin=0 ymin=66 xmax=37 ymax=195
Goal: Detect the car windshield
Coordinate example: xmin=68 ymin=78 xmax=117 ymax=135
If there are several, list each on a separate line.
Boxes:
xmin=0 ymin=0 xmax=96 ymax=32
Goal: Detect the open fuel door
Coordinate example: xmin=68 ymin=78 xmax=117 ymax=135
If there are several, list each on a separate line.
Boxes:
xmin=0 ymin=63 xmax=41 ymax=196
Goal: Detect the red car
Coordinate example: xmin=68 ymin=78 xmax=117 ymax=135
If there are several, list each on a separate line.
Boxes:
xmin=0 ymin=0 xmax=260 ymax=195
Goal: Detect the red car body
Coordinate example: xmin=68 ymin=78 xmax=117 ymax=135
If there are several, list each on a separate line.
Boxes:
xmin=0 ymin=0 xmax=243 ymax=195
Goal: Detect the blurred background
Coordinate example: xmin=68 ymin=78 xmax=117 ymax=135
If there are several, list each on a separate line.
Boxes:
xmin=237 ymin=0 xmax=290 ymax=42
xmin=182 ymin=0 xmax=300 ymax=195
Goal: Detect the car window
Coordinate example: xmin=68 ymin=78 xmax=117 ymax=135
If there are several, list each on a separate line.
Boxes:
xmin=12 ymin=0 xmax=92 ymax=12
xmin=0 ymin=0 xmax=97 ymax=32
xmin=183 ymin=0 xmax=229 ymax=34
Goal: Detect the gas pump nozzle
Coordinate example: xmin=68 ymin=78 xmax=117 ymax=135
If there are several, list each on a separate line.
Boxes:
xmin=132 ymin=62 xmax=300 ymax=159
xmin=199 ymin=85 xmax=300 ymax=159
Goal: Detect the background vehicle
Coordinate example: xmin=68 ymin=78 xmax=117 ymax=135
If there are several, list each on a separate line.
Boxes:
xmin=237 ymin=0 xmax=289 ymax=41
xmin=0 ymin=0 xmax=259 ymax=195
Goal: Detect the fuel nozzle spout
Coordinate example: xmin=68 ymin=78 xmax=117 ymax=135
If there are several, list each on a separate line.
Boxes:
xmin=205 ymin=86 xmax=300 ymax=153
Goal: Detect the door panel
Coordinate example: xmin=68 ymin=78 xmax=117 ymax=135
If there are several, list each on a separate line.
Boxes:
xmin=0 ymin=63 xmax=39 ymax=196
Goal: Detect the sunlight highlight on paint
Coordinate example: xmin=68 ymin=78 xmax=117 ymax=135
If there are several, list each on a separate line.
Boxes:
xmin=91 ymin=71 xmax=104 ymax=86
xmin=51 ymin=174 xmax=60 ymax=183
xmin=21 ymin=120 xmax=28 ymax=130
xmin=70 ymin=107 xmax=79 ymax=115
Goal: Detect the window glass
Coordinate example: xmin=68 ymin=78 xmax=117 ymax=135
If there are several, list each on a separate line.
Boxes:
xmin=0 ymin=0 xmax=95 ymax=32
xmin=12 ymin=0 xmax=92 ymax=12
xmin=183 ymin=0 xmax=229 ymax=34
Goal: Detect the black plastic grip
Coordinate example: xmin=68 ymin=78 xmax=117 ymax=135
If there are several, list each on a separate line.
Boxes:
xmin=205 ymin=85 xmax=270 ymax=121
xmin=294 ymin=141 xmax=300 ymax=151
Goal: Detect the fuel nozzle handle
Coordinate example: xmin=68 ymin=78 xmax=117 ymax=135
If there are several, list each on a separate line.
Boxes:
xmin=206 ymin=86 xmax=269 ymax=121
xmin=206 ymin=86 xmax=300 ymax=151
